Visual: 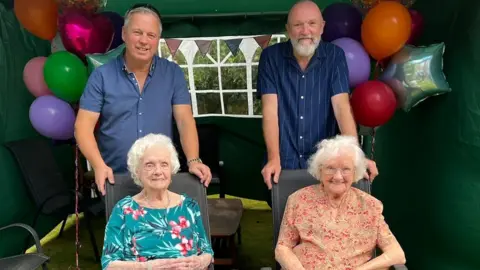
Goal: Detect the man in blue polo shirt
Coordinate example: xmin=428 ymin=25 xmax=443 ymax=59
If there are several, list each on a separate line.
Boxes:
xmin=75 ymin=4 xmax=211 ymax=195
xmin=257 ymin=0 xmax=378 ymax=189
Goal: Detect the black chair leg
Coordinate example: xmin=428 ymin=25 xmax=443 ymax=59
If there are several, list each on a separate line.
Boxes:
xmin=58 ymin=216 xmax=68 ymax=237
xmin=85 ymin=211 xmax=100 ymax=262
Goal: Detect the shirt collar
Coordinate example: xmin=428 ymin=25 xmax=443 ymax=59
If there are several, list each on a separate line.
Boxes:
xmin=117 ymin=48 xmax=157 ymax=76
xmin=282 ymin=39 xmax=327 ymax=59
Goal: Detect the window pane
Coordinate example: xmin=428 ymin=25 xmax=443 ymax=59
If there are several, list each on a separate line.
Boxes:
xmin=221 ymin=67 xmax=246 ymax=89
xmin=197 ymin=93 xmax=221 ymax=114
xmin=223 ymin=93 xmax=248 ymax=115
xmin=194 ymin=68 xmax=219 ymax=90
xmin=253 ymin=93 xmax=262 ymax=115
xmin=181 ymin=68 xmax=189 ymax=89
xmin=253 ymin=47 xmax=262 ymax=63
xmin=252 ymin=65 xmax=258 ymax=89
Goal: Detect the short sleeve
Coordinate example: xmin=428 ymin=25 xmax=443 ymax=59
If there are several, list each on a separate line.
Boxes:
xmin=256 ymin=49 xmax=277 ymax=97
xmin=172 ymin=65 xmax=191 ymax=105
xmin=331 ymin=46 xmax=351 ymax=96
xmin=276 ymin=195 xmax=300 ymax=248
xmin=188 ymin=199 xmax=214 ymax=256
xmin=375 ymin=202 xmax=396 ymax=249
xmin=79 ymin=69 xmax=104 ymax=113
xmin=101 ymin=201 xmax=127 ymax=269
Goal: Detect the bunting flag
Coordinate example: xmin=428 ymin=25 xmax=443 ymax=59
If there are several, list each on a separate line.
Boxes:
xmin=165 ymin=39 xmax=182 ymax=57
xmin=195 ymin=40 xmax=213 ymax=56
xmin=224 ymin=39 xmax=242 ymax=55
xmin=254 ymin=35 xmax=272 ymax=49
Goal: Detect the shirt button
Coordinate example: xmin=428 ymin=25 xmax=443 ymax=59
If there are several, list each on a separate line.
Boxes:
xmin=139 ymin=98 xmax=143 ymax=101
xmin=301 ymin=96 xmax=304 ymax=99
xmin=300 ymin=136 xmax=303 ymax=139
xmin=299 ymin=155 xmax=303 ymax=158
xmin=139 ymin=112 xmax=142 ymax=115
xmin=300 ymin=116 xmax=303 ymax=119
xmin=139 ymin=130 xmax=142 ymax=133
xmin=302 ymin=75 xmax=305 ymax=78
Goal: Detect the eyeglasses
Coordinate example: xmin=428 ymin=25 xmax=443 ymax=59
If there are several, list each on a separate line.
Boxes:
xmin=322 ymin=166 xmax=354 ymax=176
xmin=126 ymin=3 xmax=161 ymax=19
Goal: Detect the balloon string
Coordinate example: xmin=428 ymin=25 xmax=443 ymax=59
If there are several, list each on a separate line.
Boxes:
xmin=370 ymin=128 xmax=376 ymax=161
xmin=75 ymin=145 xmax=80 ymax=270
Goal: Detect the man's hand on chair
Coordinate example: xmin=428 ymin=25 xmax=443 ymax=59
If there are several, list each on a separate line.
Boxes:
xmin=363 ymin=158 xmax=378 ymax=182
xmin=262 ymin=158 xmax=281 ymax=190
xmin=94 ymin=163 xmax=114 ymax=195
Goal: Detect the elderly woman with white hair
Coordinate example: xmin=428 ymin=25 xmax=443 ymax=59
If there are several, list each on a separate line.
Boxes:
xmin=101 ymin=133 xmax=213 ymax=270
xmin=275 ymin=135 xmax=406 ymax=270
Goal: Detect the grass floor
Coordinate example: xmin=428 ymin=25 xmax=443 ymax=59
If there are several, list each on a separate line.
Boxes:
xmin=34 ymin=195 xmax=274 ymax=270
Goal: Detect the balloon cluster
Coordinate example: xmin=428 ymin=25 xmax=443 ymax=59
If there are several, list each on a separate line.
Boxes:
xmin=322 ymin=2 xmax=450 ymax=128
xmin=15 ymin=0 xmax=125 ymax=140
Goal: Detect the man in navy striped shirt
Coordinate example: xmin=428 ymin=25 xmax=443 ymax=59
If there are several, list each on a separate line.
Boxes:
xmin=257 ymin=0 xmax=378 ymax=189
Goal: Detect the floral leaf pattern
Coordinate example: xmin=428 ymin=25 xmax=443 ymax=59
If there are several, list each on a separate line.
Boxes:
xmin=101 ymin=194 xmax=214 ymax=269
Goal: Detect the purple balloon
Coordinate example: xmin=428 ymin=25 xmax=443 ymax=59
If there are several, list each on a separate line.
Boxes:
xmin=322 ymin=3 xmax=363 ymax=42
xmin=332 ymin=37 xmax=371 ymax=87
xmin=29 ymin=95 xmax=76 ymax=140
xmin=102 ymin=11 xmax=125 ymax=50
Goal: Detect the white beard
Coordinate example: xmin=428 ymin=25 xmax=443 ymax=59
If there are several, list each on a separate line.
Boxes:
xmin=291 ymin=38 xmax=320 ymax=57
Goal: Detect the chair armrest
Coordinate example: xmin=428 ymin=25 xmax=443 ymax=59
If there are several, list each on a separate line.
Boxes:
xmin=0 ymin=223 xmax=44 ymax=254
xmin=392 ymin=264 xmax=408 ymax=270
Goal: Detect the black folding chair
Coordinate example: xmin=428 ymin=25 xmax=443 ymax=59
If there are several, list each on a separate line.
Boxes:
xmin=105 ymin=172 xmax=213 ymax=269
xmin=271 ymin=169 xmax=407 ymax=270
xmin=0 ymin=223 xmax=49 ymax=269
xmin=4 ymin=138 xmax=102 ymax=262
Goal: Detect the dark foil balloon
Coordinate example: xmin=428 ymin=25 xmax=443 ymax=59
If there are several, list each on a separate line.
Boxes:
xmin=379 ymin=43 xmax=451 ymax=112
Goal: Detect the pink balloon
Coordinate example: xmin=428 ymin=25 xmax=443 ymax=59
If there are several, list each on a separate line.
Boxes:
xmin=23 ymin=57 xmax=53 ymax=97
xmin=407 ymin=9 xmax=424 ymax=45
xmin=58 ymin=10 xmax=114 ymax=59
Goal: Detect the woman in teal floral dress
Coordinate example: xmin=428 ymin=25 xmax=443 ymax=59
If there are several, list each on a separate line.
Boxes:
xmin=101 ymin=133 xmax=213 ymax=269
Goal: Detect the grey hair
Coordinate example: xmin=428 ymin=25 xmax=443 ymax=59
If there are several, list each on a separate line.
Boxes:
xmin=307 ymin=135 xmax=367 ymax=182
xmin=124 ymin=7 xmax=162 ymax=34
xmin=127 ymin=133 xmax=180 ymax=187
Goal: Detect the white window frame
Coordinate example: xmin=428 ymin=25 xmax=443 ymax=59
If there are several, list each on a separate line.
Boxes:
xmin=158 ymin=34 xmax=286 ymax=118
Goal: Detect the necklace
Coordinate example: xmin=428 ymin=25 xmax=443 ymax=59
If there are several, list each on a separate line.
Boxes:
xmin=143 ymin=190 xmax=170 ymax=209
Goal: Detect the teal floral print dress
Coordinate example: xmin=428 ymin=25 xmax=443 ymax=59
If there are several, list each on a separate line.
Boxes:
xmin=101 ymin=194 xmax=213 ymax=269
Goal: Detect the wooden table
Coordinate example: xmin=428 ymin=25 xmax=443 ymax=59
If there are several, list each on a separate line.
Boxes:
xmin=208 ymin=198 xmax=243 ymax=267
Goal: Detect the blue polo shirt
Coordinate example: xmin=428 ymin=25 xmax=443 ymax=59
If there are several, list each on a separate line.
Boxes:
xmin=257 ymin=41 xmax=350 ymax=169
xmin=79 ymin=54 xmax=191 ymax=173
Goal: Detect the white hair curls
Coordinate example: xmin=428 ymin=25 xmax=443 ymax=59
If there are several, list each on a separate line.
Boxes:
xmin=127 ymin=133 xmax=180 ymax=186
xmin=307 ymin=135 xmax=367 ymax=182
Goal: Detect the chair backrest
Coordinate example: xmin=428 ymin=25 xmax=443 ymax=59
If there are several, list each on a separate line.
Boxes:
xmin=271 ymin=169 xmax=371 ymax=246
xmin=4 ymin=138 xmax=71 ymax=214
xmin=106 ymin=173 xmax=211 ymax=238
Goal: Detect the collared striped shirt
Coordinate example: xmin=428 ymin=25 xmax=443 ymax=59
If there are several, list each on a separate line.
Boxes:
xmin=257 ymin=41 xmax=350 ymax=169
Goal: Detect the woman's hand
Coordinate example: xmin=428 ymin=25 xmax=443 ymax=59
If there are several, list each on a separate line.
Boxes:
xmin=171 ymin=254 xmax=212 ymax=270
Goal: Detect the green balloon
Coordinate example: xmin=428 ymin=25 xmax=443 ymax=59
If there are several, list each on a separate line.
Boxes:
xmin=44 ymin=51 xmax=88 ymax=103
xmin=86 ymin=44 xmax=125 ymax=74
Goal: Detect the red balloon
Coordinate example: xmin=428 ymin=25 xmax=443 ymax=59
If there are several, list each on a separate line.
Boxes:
xmin=350 ymin=81 xmax=397 ymax=127
xmin=406 ymin=9 xmax=424 ymax=45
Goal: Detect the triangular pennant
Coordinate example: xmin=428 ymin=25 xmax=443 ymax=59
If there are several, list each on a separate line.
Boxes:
xmin=224 ymin=39 xmax=242 ymax=55
xmin=165 ymin=39 xmax=182 ymax=57
xmin=254 ymin=35 xmax=272 ymax=49
xmin=195 ymin=40 xmax=213 ymax=56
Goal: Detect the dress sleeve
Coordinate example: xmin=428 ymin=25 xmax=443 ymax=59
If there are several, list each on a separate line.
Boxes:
xmin=277 ymin=195 xmax=300 ymax=248
xmin=102 ymin=201 xmax=127 ymax=269
xmin=189 ymin=200 xmax=214 ymax=256
xmin=375 ymin=201 xmax=397 ymax=249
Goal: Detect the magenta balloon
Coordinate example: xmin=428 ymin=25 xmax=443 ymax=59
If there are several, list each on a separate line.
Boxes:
xmin=23 ymin=57 xmax=53 ymax=97
xmin=29 ymin=95 xmax=76 ymax=140
xmin=58 ymin=10 xmax=114 ymax=59
xmin=332 ymin=37 xmax=371 ymax=87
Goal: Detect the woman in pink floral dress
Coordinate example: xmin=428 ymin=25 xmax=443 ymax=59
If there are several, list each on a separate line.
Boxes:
xmin=275 ymin=135 xmax=406 ymax=270
xmin=101 ymin=134 xmax=213 ymax=270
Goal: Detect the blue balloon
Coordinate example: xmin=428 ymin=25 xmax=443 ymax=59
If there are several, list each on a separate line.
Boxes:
xmin=102 ymin=11 xmax=125 ymax=50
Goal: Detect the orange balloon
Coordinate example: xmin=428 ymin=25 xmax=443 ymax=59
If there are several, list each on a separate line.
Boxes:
xmin=14 ymin=0 xmax=58 ymax=41
xmin=361 ymin=1 xmax=412 ymax=60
